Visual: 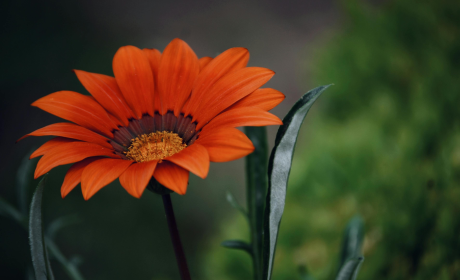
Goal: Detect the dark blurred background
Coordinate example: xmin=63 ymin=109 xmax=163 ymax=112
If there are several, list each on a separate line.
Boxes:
xmin=1 ymin=0 xmax=459 ymax=279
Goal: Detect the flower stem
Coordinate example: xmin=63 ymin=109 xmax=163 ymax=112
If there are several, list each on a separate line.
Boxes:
xmin=162 ymin=194 xmax=191 ymax=280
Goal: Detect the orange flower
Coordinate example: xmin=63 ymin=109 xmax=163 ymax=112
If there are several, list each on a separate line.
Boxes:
xmin=20 ymin=38 xmax=284 ymax=200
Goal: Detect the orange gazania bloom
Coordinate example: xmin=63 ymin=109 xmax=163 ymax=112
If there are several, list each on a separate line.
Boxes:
xmin=20 ymin=38 xmax=284 ymax=200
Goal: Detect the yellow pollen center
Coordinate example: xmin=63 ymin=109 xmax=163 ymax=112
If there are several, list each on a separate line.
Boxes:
xmin=125 ymin=131 xmax=187 ymax=163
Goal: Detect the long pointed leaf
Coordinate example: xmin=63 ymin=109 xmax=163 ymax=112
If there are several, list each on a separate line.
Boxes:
xmin=29 ymin=174 xmax=55 ymax=280
xmin=262 ymin=85 xmax=331 ymax=280
xmin=339 ymin=216 xmax=364 ymax=268
xmin=335 ymin=257 xmax=364 ymax=280
xmin=17 ymin=150 xmax=36 ymax=215
xmin=221 ymin=240 xmax=252 ymax=255
xmin=245 ymin=126 xmax=269 ymax=280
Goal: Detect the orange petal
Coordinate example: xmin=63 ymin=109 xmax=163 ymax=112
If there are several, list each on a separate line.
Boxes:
xmin=201 ymin=107 xmax=282 ymax=133
xmin=35 ymin=142 xmax=119 ymax=179
xmin=113 ymin=46 xmax=155 ymax=118
xmin=32 ymin=91 xmax=116 ymax=137
xmin=157 ymin=38 xmax=199 ymax=116
xmin=142 ymin=48 xmax=162 ymax=80
xmin=153 ymin=161 xmax=189 ymax=195
xmin=81 ymin=158 xmax=133 ymax=200
xmin=30 ymin=137 xmax=75 ymax=159
xmin=199 ymin=57 xmax=213 ymax=71
xmin=61 ymin=157 xmax=103 ymax=198
xmin=228 ymin=88 xmax=285 ymax=111
xmin=74 ymin=70 xmax=135 ymax=126
xmin=108 ymin=113 xmax=123 ymax=127
xmin=181 ymin=98 xmax=191 ymax=115
xmin=194 ymin=67 xmax=275 ymax=130
xmin=143 ymin=48 xmax=163 ymax=113
xmin=119 ymin=160 xmax=158 ymax=198
xmin=19 ymin=123 xmax=112 ymax=149
xmin=196 ymin=127 xmax=254 ymax=162
xmin=166 ymin=143 xmax=209 ymax=179
xmin=185 ymin=47 xmax=249 ymax=117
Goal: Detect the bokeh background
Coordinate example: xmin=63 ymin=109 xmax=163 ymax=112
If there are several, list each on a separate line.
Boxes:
xmin=1 ymin=0 xmax=459 ymax=279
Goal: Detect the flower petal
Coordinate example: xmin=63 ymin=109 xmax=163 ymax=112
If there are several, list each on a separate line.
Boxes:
xmin=201 ymin=107 xmax=282 ymax=133
xmin=199 ymin=56 xmax=213 ymax=71
xmin=30 ymin=137 xmax=75 ymax=159
xmin=228 ymin=88 xmax=285 ymax=111
xmin=142 ymin=48 xmax=162 ymax=80
xmin=196 ymin=127 xmax=254 ymax=162
xmin=35 ymin=142 xmax=119 ymax=179
xmin=193 ymin=67 xmax=275 ymax=130
xmin=74 ymin=70 xmax=135 ymax=126
xmin=119 ymin=160 xmax=158 ymax=198
xmin=113 ymin=45 xmax=155 ymax=118
xmin=19 ymin=122 xmax=112 ymax=149
xmin=153 ymin=161 xmax=189 ymax=195
xmin=143 ymin=48 xmax=162 ymax=113
xmin=61 ymin=157 xmax=103 ymax=198
xmin=157 ymin=38 xmax=199 ymax=116
xmin=166 ymin=143 xmax=209 ymax=179
xmin=185 ymin=47 xmax=249 ymax=117
xmin=32 ymin=91 xmax=117 ymax=137
xmin=81 ymin=158 xmax=133 ymax=200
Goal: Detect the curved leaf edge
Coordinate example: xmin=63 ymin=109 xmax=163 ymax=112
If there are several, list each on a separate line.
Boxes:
xmin=262 ymin=85 xmax=332 ymax=280
xmin=29 ymin=174 xmax=55 ymax=280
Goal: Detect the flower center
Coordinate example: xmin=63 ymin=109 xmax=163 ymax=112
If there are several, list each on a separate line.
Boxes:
xmin=125 ymin=131 xmax=187 ymax=163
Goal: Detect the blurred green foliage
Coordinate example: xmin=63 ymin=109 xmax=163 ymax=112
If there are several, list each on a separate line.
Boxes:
xmin=203 ymin=0 xmax=460 ymax=279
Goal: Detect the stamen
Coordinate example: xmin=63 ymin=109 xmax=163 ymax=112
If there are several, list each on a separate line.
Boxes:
xmin=125 ymin=131 xmax=186 ymax=163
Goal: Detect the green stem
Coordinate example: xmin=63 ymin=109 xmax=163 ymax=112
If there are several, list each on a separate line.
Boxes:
xmin=245 ymin=127 xmax=269 ymax=280
xmin=162 ymin=194 xmax=191 ymax=280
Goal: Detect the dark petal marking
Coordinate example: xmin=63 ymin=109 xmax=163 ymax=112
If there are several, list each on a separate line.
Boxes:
xmin=177 ymin=116 xmax=192 ymax=137
xmin=127 ymin=119 xmax=145 ymax=136
xmin=175 ymin=114 xmax=187 ymax=135
xmin=173 ymin=114 xmax=184 ymax=134
xmin=114 ymin=151 xmax=128 ymax=160
xmin=187 ymin=133 xmax=198 ymax=145
xmin=154 ymin=113 xmax=163 ymax=131
xmin=110 ymin=140 xmax=127 ymax=153
xmin=109 ymin=112 xmax=199 ymax=152
xmin=141 ymin=115 xmax=155 ymax=133
xmin=163 ymin=111 xmax=177 ymax=132
xmin=112 ymin=126 xmax=134 ymax=146
xmin=182 ymin=121 xmax=197 ymax=143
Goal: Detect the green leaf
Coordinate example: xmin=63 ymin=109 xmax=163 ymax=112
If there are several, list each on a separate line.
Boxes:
xmin=262 ymin=85 xmax=331 ymax=280
xmin=17 ymin=150 xmax=37 ymax=215
xmin=335 ymin=257 xmax=364 ymax=280
xmin=226 ymin=191 xmax=248 ymax=219
xmin=339 ymin=216 xmax=364 ymax=269
xmin=245 ymin=126 xmax=269 ymax=280
xmin=29 ymin=174 xmax=55 ymax=280
xmin=221 ymin=240 xmax=252 ymax=255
